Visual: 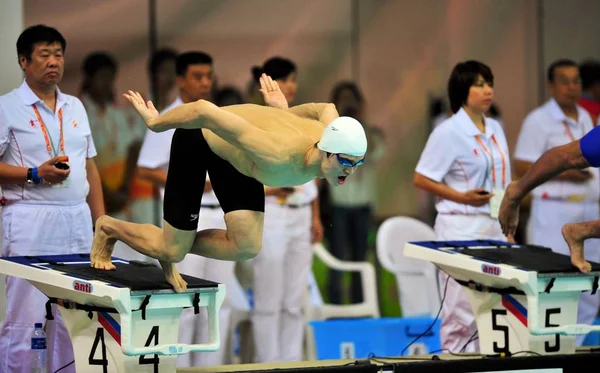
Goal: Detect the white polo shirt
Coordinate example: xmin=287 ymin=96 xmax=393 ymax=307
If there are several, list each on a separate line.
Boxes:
xmin=137 ymin=97 xmax=219 ymax=205
xmin=278 ymin=180 xmax=318 ymax=207
xmin=415 ymin=107 xmax=511 ymax=215
xmin=0 ymin=80 xmax=97 ymax=203
xmin=514 ymin=98 xmax=599 ymax=201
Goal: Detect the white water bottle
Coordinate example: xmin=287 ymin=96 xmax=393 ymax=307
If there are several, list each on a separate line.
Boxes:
xmin=31 ymin=323 xmax=47 ymax=373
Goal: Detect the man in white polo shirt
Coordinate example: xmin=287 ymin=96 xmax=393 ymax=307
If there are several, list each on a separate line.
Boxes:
xmin=513 ymin=58 xmax=600 ymax=346
xmin=252 ymin=180 xmax=319 ymax=362
xmin=247 ymin=57 xmax=324 ymax=362
xmin=0 ymin=25 xmax=104 ymax=373
xmin=137 ymin=51 xmax=237 ymax=367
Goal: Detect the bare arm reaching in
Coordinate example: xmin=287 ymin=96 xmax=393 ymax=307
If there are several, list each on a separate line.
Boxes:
xmin=499 ymin=126 xmax=600 ymax=272
xmin=499 ymin=141 xmax=590 ymax=237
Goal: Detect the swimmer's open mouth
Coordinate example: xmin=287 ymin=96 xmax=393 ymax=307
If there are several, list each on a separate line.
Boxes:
xmin=337 ymin=175 xmax=347 ymax=184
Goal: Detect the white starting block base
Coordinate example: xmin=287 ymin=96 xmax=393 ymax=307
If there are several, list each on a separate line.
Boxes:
xmin=404 ymin=240 xmax=600 ymax=356
xmin=59 ymin=304 xmax=178 ymax=372
xmin=466 ymin=287 xmax=577 ymax=355
xmin=0 ymin=254 xmax=226 ymax=373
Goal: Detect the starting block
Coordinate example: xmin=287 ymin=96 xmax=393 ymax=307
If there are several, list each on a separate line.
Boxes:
xmin=0 ymin=254 xmax=226 ymax=373
xmin=404 ymin=240 xmax=600 ymax=355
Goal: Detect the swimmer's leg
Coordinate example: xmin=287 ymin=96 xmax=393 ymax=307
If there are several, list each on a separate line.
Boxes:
xmin=91 ymin=215 xmax=195 ymax=292
xmin=190 ymin=210 xmax=264 ymax=261
xmin=562 ymin=219 xmax=600 ymax=273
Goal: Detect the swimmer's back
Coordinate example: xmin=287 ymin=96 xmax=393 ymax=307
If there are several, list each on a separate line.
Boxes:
xmin=222 ymin=103 xmax=325 ymax=138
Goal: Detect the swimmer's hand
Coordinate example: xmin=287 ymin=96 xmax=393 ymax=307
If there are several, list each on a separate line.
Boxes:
xmin=259 ymin=73 xmax=288 ymax=110
xmin=498 ymin=181 xmax=520 ymax=242
xmin=123 ymin=90 xmax=159 ymax=126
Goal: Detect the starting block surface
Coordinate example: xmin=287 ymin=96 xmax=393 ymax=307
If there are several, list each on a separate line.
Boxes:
xmin=404 ymin=240 xmax=600 ymax=356
xmin=422 ymin=240 xmax=600 ymax=274
xmin=4 ymin=253 xmax=218 ymax=291
xmin=0 ymin=253 xmax=226 ymax=373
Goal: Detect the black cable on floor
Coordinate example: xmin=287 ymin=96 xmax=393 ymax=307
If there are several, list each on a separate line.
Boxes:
xmin=400 ymin=274 xmax=450 ymax=356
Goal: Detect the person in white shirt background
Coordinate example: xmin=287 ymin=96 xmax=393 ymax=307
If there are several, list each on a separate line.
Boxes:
xmin=249 ymin=56 xmax=324 ymax=363
xmin=147 ymin=48 xmax=178 ymax=115
xmin=79 ymin=52 xmax=147 ymax=223
xmin=414 ymin=60 xmax=511 ymax=353
xmin=136 ymin=51 xmax=247 ymax=368
xmin=513 ymin=59 xmax=600 ymax=346
xmin=0 ymin=25 xmax=105 ymax=373
xmin=323 ymin=81 xmax=385 ymax=305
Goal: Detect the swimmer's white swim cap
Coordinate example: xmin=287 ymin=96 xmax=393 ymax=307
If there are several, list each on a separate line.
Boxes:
xmin=317 ymin=116 xmax=367 ymax=157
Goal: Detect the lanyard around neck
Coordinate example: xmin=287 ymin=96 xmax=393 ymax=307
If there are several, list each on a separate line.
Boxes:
xmin=32 ymin=103 xmax=64 ymax=157
xmin=475 ymin=134 xmax=507 ymax=189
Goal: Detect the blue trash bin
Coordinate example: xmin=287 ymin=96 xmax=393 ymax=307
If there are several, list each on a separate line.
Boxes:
xmin=309 ymin=317 xmax=441 ymax=360
xmin=583 ymin=318 xmax=600 ymax=346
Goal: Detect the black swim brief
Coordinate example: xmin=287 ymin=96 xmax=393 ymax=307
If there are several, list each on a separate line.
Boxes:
xmin=163 ymin=128 xmax=265 ymax=231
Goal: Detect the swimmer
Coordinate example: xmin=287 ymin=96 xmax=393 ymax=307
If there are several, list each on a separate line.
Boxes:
xmin=499 ymin=125 xmax=600 ymax=273
xmin=90 ymin=74 xmax=367 ymax=292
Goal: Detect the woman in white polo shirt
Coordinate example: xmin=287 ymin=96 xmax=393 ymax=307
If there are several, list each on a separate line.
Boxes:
xmin=414 ymin=60 xmax=511 ymax=353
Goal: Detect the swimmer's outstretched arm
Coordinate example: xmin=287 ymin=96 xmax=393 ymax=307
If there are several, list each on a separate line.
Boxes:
xmin=124 ymin=90 xmax=260 ymax=136
xmin=145 ymin=100 xmax=210 ymax=132
xmin=499 ymin=127 xmax=598 ymax=238
xmin=123 ymin=90 xmax=204 ymax=132
xmin=123 ymin=90 xmax=277 ymax=158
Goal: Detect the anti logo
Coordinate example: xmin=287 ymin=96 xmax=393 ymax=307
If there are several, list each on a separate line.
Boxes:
xmin=481 ymin=263 xmax=501 ymax=276
xmin=73 ymin=280 xmax=93 ymax=293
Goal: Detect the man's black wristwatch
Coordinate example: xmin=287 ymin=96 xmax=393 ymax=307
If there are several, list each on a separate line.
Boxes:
xmin=26 ymin=167 xmax=43 ymax=185
xmin=26 ymin=168 xmax=34 ymax=184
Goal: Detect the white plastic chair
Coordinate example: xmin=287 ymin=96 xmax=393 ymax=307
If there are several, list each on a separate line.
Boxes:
xmin=376 ymin=216 xmax=441 ymax=318
xmin=303 ymin=242 xmax=380 ymax=360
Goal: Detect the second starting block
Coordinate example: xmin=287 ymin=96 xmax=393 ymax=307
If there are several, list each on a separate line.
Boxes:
xmin=404 ymin=240 xmax=600 ymax=355
xmin=0 ymin=253 xmax=226 ymax=373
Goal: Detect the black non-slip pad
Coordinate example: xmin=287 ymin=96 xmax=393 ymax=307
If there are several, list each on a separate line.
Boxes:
xmin=49 ymin=260 xmax=218 ymax=291
xmin=459 ymin=245 xmax=600 ymax=274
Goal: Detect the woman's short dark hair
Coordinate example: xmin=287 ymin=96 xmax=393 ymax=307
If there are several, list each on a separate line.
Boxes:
xmin=447 ymin=60 xmax=494 ymax=113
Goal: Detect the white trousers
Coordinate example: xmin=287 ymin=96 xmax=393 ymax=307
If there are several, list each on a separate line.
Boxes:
xmin=434 ymin=214 xmax=506 ymax=354
xmin=175 ymin=206 xmax=238 ymax=368
xmin=252 ymin=203 xmax=313 ymax=363
xmin=0 ymin=201 xmax=93 ymax=373
xmin=528 ymin=198 xmax=600 ymax=346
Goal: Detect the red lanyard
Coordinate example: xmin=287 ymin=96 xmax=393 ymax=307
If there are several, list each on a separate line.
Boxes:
xmin=32 ymin=104 xmax=64 ymax=157
xmin=475 ymin=134 xmax=507 ymax=188
xmin=562 ymin=120 xmax=583 ymax=142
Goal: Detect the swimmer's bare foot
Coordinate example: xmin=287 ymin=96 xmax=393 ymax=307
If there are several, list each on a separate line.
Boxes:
xmin=90 ymin=215 xmax=117 ymax=270
xmin=562 ymin=223 xmax=592 ymax=273
xmin=160 ymin=260 xmax=188 ymax=293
